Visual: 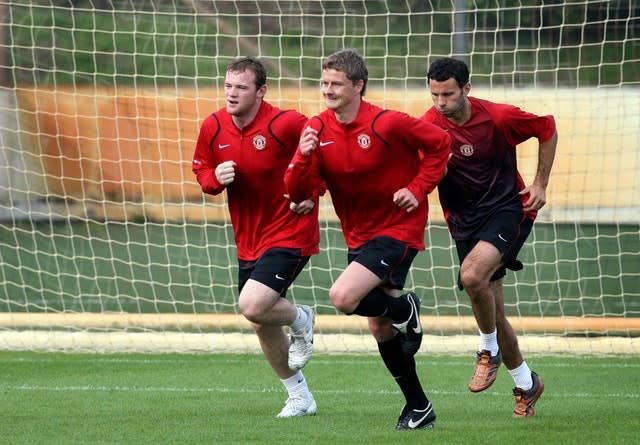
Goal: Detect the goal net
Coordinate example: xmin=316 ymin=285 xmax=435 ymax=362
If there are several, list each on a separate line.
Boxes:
xmin=0 ymin=0 xmax=638 ymax=354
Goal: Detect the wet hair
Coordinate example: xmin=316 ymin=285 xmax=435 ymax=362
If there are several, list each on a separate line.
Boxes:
xmin=322 ymin=49 xmax=368 ymax=96
xmin=427 ymin=57 xmax=470 ymax=89
xmin=226 ymin=56 xmax=267 ymax=89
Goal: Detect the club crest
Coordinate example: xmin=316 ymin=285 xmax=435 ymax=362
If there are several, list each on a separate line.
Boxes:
xmin=460 ymin=144 xmax=474 ymax=156
xmin=357 ymin=133 xmax=371 ymax=149
xmin=253 ymin=134 xmax=267 ymax=150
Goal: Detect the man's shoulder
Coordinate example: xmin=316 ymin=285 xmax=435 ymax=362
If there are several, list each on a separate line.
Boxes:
xmin=263 ymin=101 xmax=306 ymax=119
xmin=305 ymin=109 xmax=334 ymax=132
xmin=201 ymin=109 xmax=225 ymax=131
xmin=359 ymin=100 xmax=387 ymax=118
xmin=469 ymin=96 xmax=518 ymax=116
xmin=316 ymin=108 xmax=334 ymax=121
xmin=420 ymin=107 xmax=439 ymax=121
xmin=258 ymin=102 xmax=307 ymax=129
xmin=207 ymin=107 xmax=235 ymax=128
xmin=209 ymin=107 xmax=226 ymax=119
xmin=367 ymin=105 xmax=418 ymax=132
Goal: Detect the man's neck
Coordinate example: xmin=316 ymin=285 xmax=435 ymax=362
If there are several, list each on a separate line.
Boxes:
xmin=232 ymin=100 xmax=262 ymax=129
xmin=450 ymin=98 xmax=472 ymax=125
xmin=333 ymin=97 xmax=361 ymax=125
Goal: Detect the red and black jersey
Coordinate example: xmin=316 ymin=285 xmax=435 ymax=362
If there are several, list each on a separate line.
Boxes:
xmin=192 ymin=101 xmax=321 ymax=261
xmin=421 ymin=96 xmax=557 ymax=240
xmin=285 ymin=100 xmax=451 ymax=250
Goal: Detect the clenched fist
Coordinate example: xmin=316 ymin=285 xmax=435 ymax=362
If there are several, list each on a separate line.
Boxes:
xmin=215 ymin=160 xmax=236 ymax=185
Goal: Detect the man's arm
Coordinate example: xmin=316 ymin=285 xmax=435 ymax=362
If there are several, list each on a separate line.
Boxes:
xmin=404 ymin=115 xmax=452 ymax=200
xmin=284 ymin=125 xmax=324 ymax=203
xmin=521 ymin=130 xmax=558 ymax=212
xmin=192 ymin=115 xmax=227 ymax=196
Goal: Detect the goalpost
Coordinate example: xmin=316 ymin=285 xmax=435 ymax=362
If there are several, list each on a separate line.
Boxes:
xmin=0 ymin=1 xmax=638 ymax=354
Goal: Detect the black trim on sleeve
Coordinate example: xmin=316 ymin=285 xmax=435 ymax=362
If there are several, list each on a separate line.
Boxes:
xmin=268 ymin=110 xmax=289 ymax=147
xmin=371 ymin=110 xmax=391 ymax=146
xmin=207 ymin=113 xmax=221 ymax=151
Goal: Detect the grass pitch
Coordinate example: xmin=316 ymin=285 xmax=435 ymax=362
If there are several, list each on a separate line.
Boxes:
xmin=0 ymin=352 xmax=637 ymax=445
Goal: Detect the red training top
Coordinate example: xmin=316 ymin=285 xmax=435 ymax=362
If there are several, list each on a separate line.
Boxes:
xmin=285 ymin=100 xmax=451 ymax=250
xmin=192 ymin=101 xmax=321 ymax=261
xmin=421 ymin=96 xmax=557 ymax=240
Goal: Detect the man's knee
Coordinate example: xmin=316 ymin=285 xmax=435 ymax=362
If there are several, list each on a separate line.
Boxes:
xmin=460 ymin=267 xmax=488 ymax=294
xmin=329 ymin=286 xmax=358 ymax=314
xmin=238 ymin=291 xmax=277 ymax=323
xmin=238 ymin=298 xmax=262 ymax=322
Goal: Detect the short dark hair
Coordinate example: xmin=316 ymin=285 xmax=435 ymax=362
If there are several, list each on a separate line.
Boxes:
xmin=427 ymin=57 xmax=469 ymax=89
xmin=322 ymin=49 xmax=368 ymax=96
xmin=226 ymin=56 xmax=267 ymax=89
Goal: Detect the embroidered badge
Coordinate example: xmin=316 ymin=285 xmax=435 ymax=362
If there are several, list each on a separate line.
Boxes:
xmin=357 ymin=133 xmax=371 ymax=149
xmin=460 ymin=144 xmax=474 ymax=156
xmin=253 ymin=135 xmax=267 ymax=150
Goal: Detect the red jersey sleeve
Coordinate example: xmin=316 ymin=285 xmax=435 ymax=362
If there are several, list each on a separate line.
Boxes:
xmin=488 ymin=102 xmax=556 ymax=146
xmin=269 ymin=110 xmax=307 ymax=152
xmin=192 ymin=113 xmax=225 ymax=195
xmin=376 ymin=111 xmax=452 ymax=200
xmin=284 ymin=116 xmax=325 ymax=204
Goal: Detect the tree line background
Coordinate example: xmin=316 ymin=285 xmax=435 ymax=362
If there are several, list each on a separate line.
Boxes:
xmin=2 ymin=0 xmax=638 ymax=88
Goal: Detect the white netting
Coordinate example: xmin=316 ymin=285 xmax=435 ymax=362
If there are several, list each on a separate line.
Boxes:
xmin=0 ymin=1 xmax=638 ymax=353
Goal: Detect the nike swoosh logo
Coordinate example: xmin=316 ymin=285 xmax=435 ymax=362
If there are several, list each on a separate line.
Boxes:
xmin=411 ymin=302 xmax=422 ymax=334
xmin=218 ymin=144 xmax=230 ymax=149
xmin=319 ymin=141 xmax=334 ymax=147
xmin=498 ymin=234 xmax=508 ymax=242
xmin=405 ymin=296 xmax=423 ymax=335
xmin=380 ymin=259 xmax=390 ymax=267
xmin=275 ymin=274 xmax=286 ymax=281
xmin=407 ymin=407 xmax=432 ymax=429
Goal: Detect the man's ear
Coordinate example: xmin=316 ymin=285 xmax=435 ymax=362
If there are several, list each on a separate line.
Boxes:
xmin=257 ymin=83 xmax=267 ymax=99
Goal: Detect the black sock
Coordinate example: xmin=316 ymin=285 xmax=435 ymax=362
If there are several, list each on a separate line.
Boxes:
xmin=378 ymin=335 xmax=429 ymax=410
xmin=352 ymin=287 xmax=410 ymax=322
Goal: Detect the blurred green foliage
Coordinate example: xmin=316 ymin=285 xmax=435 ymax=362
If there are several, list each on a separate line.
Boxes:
xmin=3 ymin=0 xmax=638 ymax=87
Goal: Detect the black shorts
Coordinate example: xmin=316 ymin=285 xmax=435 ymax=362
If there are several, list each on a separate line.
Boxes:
xmin=238 ymin=248 xmax=310 ymax=298
xmin=455 ymin=211 xmax=533 ymax=287
xmin=347 ymin=236 xmax=418 ymax=290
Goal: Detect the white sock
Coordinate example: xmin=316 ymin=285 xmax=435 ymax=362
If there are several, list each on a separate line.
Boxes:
xmin=509 ymin=361 xmax=533 ymax=390
xmin=281 ymin=371 xmax=311 ymax=398
xmin=478 ymin=328 xmax=499 ymax=356
xmin=289 ymin=306 xmax=308 ymax=334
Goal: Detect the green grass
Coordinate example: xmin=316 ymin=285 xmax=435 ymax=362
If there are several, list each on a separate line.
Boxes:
xmin=1 ymin=221 xmax=639 ymax=318
xmin=0 ymin=352 xmax=638 ymax=444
